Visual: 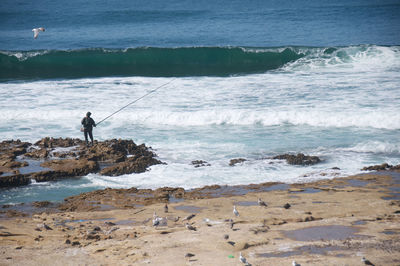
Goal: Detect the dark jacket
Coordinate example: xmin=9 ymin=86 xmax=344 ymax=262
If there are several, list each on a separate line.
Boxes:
xmin=81 ymin=117 xmax=96 ymax=131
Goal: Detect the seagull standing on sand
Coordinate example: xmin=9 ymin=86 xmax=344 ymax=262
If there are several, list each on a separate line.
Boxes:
xmin=239 ymin=252 xmax=251 ymax=265
xmin=32 ymin=27 xmax=45 ymax=39
xmin=258 ymin=198 xmax=268 ymax=207
xmin=292 ymin=260 xmax=301 ymax=266
xmin=185 ymin=223 xmax=197 ymax=231
xmin=152 ymin=211 xmax=160 ymax=226
xmin=362 ymin=257 xmax=375 ymax=266
xmin=233 ymin=205 xmax=239 ymax=217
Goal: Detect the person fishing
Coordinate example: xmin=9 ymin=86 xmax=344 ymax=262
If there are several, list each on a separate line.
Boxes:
xmin=81 ymin=112 xmax=96 ymax=146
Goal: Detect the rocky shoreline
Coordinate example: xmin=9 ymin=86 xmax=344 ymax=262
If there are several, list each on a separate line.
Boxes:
xmin=1 ymin=137 xmax=329 ymax=189
xmin=1 ymin=138 xmax=400 ymax=265
xmin=0 ymin=138 xmax=162 ymax=188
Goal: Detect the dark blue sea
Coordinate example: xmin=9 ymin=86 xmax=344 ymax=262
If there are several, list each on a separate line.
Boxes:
xmin=1 ymin=0 xmax=400 ymax=50
xmin=1 ymin=0 xmax=400 ymax=204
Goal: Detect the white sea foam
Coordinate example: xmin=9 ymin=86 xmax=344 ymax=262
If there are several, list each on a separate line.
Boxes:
xmin=0 ymin=50 xmax=51 ymax=61
xmin=1 ymin=106 xmax=399 ymax=130
xmin=285 ymin=45 xmax=400 ymax=73
xmin=341 ymin=141 xmax=400 ymax=155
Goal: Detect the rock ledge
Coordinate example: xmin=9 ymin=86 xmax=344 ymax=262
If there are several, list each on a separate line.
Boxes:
xmin=0 ymin=138 xmax=162 ymax=188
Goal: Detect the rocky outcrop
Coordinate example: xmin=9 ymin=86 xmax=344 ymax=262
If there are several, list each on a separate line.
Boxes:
xmin=191 ymin=160 xmax=211 ymax=168
xmin=31 ymin=159 xmax=99 ymax=182
xmin=0 ymin=137 xmax=163 ymax=188
xmin=100 ymin=155 xmax=162 ymax=176
xmin=59 ymin=186 xmax=185 ymax=212
xmin=272 ymin=153 xmax=321 ymax=166
xmin=362 ymin=163 xmax=400 ymax=171
xmin=0 ymin=174 xmax=30 ymax=187
xmin=229 ymin=158 xmax=247 ymax=166
xmin=0 ymin=140 xmax=30 ymax=176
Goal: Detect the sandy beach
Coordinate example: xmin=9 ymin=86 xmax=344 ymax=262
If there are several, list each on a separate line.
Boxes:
xmin=1 ymin=171 xmax=399 ymax=266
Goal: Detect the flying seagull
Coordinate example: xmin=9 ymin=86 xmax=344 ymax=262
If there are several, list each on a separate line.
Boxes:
xmin=32 ymin=27 xmax=45 ymax=39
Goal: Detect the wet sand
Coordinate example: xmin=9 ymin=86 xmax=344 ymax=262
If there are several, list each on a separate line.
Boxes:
xmin=1 ymin=171 xmax=399 ymax=265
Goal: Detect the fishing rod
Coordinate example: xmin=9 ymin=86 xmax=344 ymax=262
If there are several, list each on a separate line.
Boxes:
xmin=96 ymin=78 xmax=176 ymax=125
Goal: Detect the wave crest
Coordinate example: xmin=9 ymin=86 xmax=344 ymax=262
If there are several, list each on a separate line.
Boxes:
xmin=0 ymin=46 xmax=303 ymax=80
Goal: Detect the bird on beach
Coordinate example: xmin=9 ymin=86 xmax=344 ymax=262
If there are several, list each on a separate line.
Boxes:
xmin=152 ymin=211 xmax=161 ymax=226
xmin=362 ymin=257 xmax=375 ymax=266
xmin=185 ymin=223 xmax=197 ymax=231
xmin=292 ymin=260 xmax=301 ymax=266
xmin=43 ymin=223 xmax=52 ymax=230
xmin=233 ymin=205 xmax=239 ymax=217
xmin=185 ymin=253 xmax=195 ymax=258
xmin=164 ymin=203 xmax=168 ymax=213
xmin=239 ymin=252 xmax=251 ymax=265
xmin=36 ymin=223 xmax=52 ymax=230
xmin=258 ymin=198 xmax=268 ymax=207
xmin=182 ymin=214 xmax=195 ymax=221
xmin=32 ymin=27 xmax=45 ymax=39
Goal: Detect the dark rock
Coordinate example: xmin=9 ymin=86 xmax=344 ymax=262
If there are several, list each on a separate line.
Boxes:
xmin=0 ymin=140 xmax=30 ymax=177
xmin=361 ymin=163 xmax=392 ymax=171
xmin=100 ymin=155 xmax=162 ymax=176
xmin=191 ymin=160 xmax=211 ymax=168
xmin=1 ymin=160 xmax=28 ymax=169
xmin=32 ymin=201 xmax=52 ymax=208
xmin=86 ymin=233 xmax=100 ymax=240
xmin=273 ymin=153 xmax=321 ymax=165
xmin=34 ymin=137 xmax=83 ymax=149
xmin=0 ymin=137 xmax=164 ymax=188
xmin=304 ymin=216 xmax=315 ymax=222
xmin=0 ymin=140 xmax=30 ymax=156
xmin=0 ymin=174 xmax=30 ymax=188
xmin=71 ymin=241 xmax=80 ymax=246
xmin=65 ymin=239 xmax=71 ymax=244
xmin=229 ymin=158 xmax=247 ymax=166
xmin=283 ymin=203 xmax=291 ymax=209
xmin=24 ymin=148 xmax=49 ymax=159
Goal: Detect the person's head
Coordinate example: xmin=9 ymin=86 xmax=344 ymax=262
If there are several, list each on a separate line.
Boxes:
xmin=86 ymin=112 xmax=91 ymax=117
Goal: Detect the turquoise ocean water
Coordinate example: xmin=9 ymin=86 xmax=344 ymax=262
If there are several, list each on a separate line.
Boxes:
xmin=1 ymin=0 xmax=400 ymax=204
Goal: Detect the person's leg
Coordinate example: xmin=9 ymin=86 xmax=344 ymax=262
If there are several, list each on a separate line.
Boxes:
xmin=84 ymin=130 xmax=89 ymax=145
xmin=88 ymin=130 xmax=94 ymax=145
